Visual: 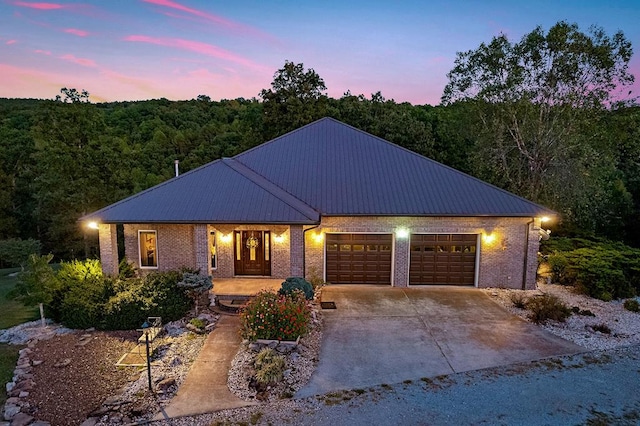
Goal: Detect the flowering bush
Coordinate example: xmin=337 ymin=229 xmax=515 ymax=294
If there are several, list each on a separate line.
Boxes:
xmin=240 ymin=290 xmax=310 ymax=341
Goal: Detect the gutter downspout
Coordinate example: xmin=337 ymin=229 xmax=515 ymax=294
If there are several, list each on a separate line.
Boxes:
xmin=302 ymin=224 xmax=320 ymax=278
xmin=522 ymin=218 xmax=535 ymax=290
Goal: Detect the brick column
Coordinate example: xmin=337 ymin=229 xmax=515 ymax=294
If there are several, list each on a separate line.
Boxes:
xmin=393 ymin=236 xmax=410 ymax=287
xmin=98 ymin=224 xmax=119 ymax=276
xmin=290 ymin=225 xmax=304 ymax=277
xmin=524 ymin=220 xmax=541 ymax=290
xmin=194 ymin=224 xmax=209 ymax=276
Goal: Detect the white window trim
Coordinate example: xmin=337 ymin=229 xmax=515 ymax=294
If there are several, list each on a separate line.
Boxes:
xmin=138 ymin=229 xmax=159 ymax=269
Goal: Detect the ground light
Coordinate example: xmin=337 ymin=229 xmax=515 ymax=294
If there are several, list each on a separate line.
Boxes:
xmin=140 ymin=321 xmax=152 ymax=391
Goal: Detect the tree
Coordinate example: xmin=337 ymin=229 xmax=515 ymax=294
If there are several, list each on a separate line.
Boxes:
xmin=259 ymin=61 xmax=328 ymax=139
xmin=55 ymin=87 xmax=90 ymax=103
xmin=441 ymin=21 xmax=634 ymax=227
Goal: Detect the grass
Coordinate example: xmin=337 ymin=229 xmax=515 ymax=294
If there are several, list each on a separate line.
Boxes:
xmin=0 ymin=267 xmax=39 ymax=330
xmin=0 ymin=343 xmax=22 ymax=406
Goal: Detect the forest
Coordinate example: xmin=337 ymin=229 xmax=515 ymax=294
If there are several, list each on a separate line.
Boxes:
xmin=0 ymin=22 xmax=638 ymax=261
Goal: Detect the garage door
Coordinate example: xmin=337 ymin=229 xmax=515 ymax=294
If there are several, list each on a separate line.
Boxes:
xmin=410 ymin=234 xmax=477 ymax=285
xmin=326 ymin=234 xmax=392 ymax=284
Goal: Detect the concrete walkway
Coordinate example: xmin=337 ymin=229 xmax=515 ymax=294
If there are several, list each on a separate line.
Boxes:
xmin=297 ymin=285 xmax=584 ymax=397
xmin=153 ymin=315 xmax=255 ymax=421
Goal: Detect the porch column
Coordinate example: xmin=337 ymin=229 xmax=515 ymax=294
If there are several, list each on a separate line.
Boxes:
xmin=98 ymin=223 xmax=118 ymax=276
xmin=290 ymin=225 xmax=304 ymax=277
xmin=194 ymin=224 xmax=209 ymax=276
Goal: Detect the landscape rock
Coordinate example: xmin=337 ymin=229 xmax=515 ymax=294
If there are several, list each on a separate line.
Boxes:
xmin=53 ymin=358 xmax=71 ymax=368
xmin=30 ymin=421 xmax=51 ymax=426
xmin=156 ymin=377 xmax=176 ymax=391
xmin=31 ymin=360 xmax=43 ymax=366
xmin=2 ymin=403 xmax=20 ymax=420
xmin=8 ymin=413 xmax=33 ymax=426
xmin=80 ymin=417 xmax=98 ymax=426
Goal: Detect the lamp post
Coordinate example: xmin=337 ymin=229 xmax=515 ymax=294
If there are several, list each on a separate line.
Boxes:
xmin=141 ymin=321 xmax=152 ymax=391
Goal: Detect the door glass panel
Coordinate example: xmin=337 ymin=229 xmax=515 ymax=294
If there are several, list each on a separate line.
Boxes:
xmin=353 ymin=244 xmax=365 ymax=251
xmin=340 ymin=244 xmax=351 ymax=251
xmin=327 ymin=243 xmax=338 ymax=251
xmin=380 ymin=245 xmax=391 ymax=252
xmin=264 ymin=232 xmax=270 ymax=261
xmin=209 ymin=231 xmax=217 ymax=269
xmin=366 ymin=245 xmax=377 ymax=251
xmin=235 ymin=232 xmax=241 ymax=261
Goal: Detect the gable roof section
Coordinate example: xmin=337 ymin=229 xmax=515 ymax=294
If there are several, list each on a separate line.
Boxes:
xmin=234 ymin=117 xmax=553 ymax=216
xmin=85 ymin=117 xmax=553 ymax=224
xmin=83 ymin=158 xmax=319 ymax=224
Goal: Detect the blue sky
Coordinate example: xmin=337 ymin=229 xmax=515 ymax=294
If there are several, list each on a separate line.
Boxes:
xmin=1 ymin=0 xmax=638 ymax=105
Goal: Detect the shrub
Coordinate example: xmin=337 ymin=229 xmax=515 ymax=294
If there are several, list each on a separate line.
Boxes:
xmin=623 ymin=299 xmax=639 ymax=313
xmin=591 ymin=323 xmax=611 ymax=334
xmin=306 ymin=267 xmax=325 ymax=290
xmin=240 ymin=290 xmax=310 ymax=341
xmin=279 ymin=277 xmax=314 ymax=300
xmin=189 ymin=318 xmax=206 ymax=329
xmin=254 ymin=348 xmax=286 ymax=385
xmin=541 ymin=238 xmax=640 ymax=301
xmin=10 ymin=254 xmax=58 ymax=307
xmin=526 ymin=294 xmax=572 ymax=324
xmin=102 ymin=271 xmax=191 ymax=330
xmin=509 ymin=292 xmax=528 ymax=309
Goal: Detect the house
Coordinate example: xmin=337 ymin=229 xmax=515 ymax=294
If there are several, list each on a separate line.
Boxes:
xmin=83 ymin=117 xmax=554 ymax=290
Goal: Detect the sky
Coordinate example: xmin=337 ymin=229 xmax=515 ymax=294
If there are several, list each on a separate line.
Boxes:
xmin=1 ymin=0 xmax=639 ymax=105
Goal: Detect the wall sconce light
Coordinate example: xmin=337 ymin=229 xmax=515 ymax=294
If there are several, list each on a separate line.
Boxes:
xmin=482 ymin=233 xmax=496 ymax=244
xmin=395 ymin=227 xmax=409 ymax=239
xmin=87 ymin=221 xmax=99 ymax=230
xmin=313 ymin=232 xmax=324 ymax=243
xmin=220 ymin=233 xmax=232 ymax=243
xmin=274 ymin=233 xmax=285 ymax=243
xmin=540 ymin=216 xmax=551 ymax=223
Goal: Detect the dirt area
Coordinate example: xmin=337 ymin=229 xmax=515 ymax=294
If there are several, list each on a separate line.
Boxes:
xmin=23 ymin=331 xmax=138 ymax=426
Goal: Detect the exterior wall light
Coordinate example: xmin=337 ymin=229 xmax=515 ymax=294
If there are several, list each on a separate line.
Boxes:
xmin=540 ymin=216 xmax=551 ymax=223
xmin=274 ymin=233 xmax=285 ymax=243
xmin=220 ymin=233 xmax=232 ymax=243
xmin=396 ymin=228 xmax=409 ymax=239
xmin=482 ymin=233 xmax=496 ymax=244
xmin=313 ymin=232 xmax=324 ymax=243
xmin=87 ymin=221 xmax=99 ymax=230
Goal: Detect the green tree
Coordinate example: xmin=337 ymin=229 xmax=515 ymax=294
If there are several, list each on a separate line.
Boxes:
xmin=260 ymin=61 xmax=328 ymax=139
xmin=441 ymin=21 xmax=634 ymax=228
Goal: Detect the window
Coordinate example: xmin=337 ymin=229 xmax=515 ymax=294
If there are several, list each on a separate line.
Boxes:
xmin=139 ymin=230 xmax=157 ymax=268
xmin=210 ymin=231 xmax=217 ymax=269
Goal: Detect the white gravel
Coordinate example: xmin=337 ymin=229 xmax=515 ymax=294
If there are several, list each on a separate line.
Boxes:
xmin=483 ymin=282 xmax=640 ymax=350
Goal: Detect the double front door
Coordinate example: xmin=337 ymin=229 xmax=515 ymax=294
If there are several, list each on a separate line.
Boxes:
xmin=234 ymin=230 xmax=271 ymax=276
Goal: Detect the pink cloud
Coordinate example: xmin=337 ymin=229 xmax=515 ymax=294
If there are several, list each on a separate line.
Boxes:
xmin=124 ymin=35 xmax=264 ymax=70
xmin=142 ymin=0 xmax=276 ymax=42
xmin=12 ymin=1 xmax=64 ymax=10
xmin=60 ymin=54 xmax=97 ymax=68
xmin=64 ymin=28 xmax=89 ymax=37
xmin=6 ymin=40 xmax=17 ymax=45
xmin=35 ymin=49 xmax=51 ymax=55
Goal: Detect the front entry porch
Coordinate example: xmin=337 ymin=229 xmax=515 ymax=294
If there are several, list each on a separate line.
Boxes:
xmin=213 ymin=277 xmax=284 ymax=314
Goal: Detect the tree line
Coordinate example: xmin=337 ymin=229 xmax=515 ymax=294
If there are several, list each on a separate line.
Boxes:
xmin=0 ymin=21 xmax=638 ymax=261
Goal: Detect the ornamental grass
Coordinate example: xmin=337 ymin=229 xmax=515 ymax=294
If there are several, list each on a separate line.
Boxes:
xmin=240 ymin=290 xmax=311 ymax=341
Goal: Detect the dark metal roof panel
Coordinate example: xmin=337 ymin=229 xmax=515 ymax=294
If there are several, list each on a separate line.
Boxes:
xmin=83 ymin=159 xmax=319 ymax=224
xmin=234 ymin=117 xmax=553 ymax=216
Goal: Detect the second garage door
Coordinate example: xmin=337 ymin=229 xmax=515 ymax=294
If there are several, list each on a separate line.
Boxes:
xmin=410 ymin=234 xmax=477 ymax=286
xmin=326 ymin=234 xmax=392 ymax=284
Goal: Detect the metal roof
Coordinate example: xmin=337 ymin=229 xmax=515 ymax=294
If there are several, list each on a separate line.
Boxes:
xmin=84 ymin=117 xmax=553 ymax=224
xmin=235 ymin=118 xmax=554 ymax=217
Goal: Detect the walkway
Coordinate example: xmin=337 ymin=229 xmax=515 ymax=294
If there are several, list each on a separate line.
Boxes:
xmin=152 ymin=315 xmax=255 ymax=421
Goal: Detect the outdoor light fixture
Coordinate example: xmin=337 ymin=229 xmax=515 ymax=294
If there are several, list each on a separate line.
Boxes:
xmin=396 ymin=228 xmax=409 ymax=239
xmin=274 ymin=233 xmax=285 ymax=243
xmin=540 ymin=216 xmax=551 ymax=223
xmin=313 ymin=232 xmax=324 ymax=243
xmin=140 ymin=321 xmax=152 ymax=391
xmin=220 ymin=233 xmax=232 ymax=243
xmin=87 ymin=221 xmax=99 ymax=230
xmin=482 ymin=233 xmax=496 ymax=244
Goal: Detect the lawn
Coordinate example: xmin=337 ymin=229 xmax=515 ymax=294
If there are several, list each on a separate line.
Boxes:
xmin=0 ymin=343 xmax=22 ymax=406
xmin=0 ymin=267 xmax=39 ymax=330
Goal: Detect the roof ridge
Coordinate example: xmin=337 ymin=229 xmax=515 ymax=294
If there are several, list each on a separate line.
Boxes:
xmin=221 ymin=158 xmax=320 ymax=222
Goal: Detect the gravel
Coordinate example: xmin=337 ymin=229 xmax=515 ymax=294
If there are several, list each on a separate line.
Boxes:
xmin=483 ymin=282 xmax=640 ymax=350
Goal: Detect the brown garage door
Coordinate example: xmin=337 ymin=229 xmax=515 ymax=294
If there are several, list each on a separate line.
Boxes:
xmin=410 ymin=234 xmax=477 ymax=286
xmin=326 ymin=234 xmax=392 ymax=284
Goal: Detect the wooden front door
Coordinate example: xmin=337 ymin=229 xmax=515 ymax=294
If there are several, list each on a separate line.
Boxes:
xmin=234 ymin=230 xmax=271 ymax=276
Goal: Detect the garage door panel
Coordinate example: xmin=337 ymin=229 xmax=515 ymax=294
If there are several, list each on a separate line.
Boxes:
xmin=410 ymin=234 xmax=477 ymax=286
xmin=326 ymin=234 xmax=393 ymax=284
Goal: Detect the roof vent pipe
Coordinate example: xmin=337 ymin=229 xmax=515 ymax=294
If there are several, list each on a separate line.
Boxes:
xmin=174 ymin=160 xmax=179 ymax=177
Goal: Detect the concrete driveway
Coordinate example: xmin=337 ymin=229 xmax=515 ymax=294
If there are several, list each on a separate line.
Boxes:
xmin=297 ymin=285 xmax=584 ymax=397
